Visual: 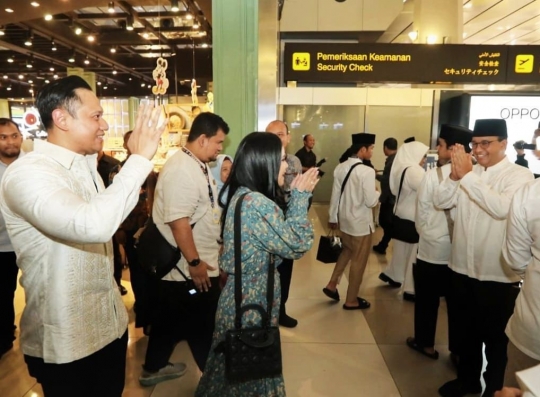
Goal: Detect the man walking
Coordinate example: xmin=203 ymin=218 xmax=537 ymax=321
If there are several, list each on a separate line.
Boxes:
xmin=323 ymin=133 xmax=380 ymax=310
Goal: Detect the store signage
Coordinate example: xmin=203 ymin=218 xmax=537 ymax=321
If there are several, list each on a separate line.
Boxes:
xmin=284 ymin=43 xmax=540 ymax=85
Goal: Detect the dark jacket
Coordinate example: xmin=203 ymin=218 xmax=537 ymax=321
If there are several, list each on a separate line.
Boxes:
xmin=376 ymin=153 xmax=396 ymax=205
xmin=515 ymin=154 xmax=529 ymax=169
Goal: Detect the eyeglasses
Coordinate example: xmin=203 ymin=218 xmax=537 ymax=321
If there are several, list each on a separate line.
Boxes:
xmin=0 ymin=133 xmax=21 ymax=141
xmin=469 ymin=139 xmax=499 ymax=149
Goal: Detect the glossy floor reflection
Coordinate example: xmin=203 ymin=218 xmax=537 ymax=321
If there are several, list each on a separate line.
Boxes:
xmin=1 ymin=203 xmax=458 ymax=397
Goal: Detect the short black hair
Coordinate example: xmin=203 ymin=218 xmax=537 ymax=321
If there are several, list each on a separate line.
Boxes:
xmin=187 ymin=112 xmax=229 ymax=142
xmin=383 ymin=138 xmax=397 ymax=150
xmin=36 ymin=76 xmax=92 ymax=131
xmin=303 ymin=134 xmax=312 ymax=142
xmin=0 ymin=118 xmax=20 ymax=132
xmin=219 ymin=132 xmax=282 ymax=228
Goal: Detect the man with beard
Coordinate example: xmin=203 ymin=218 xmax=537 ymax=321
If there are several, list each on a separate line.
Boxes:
xmin=140 ymin=112 xmax=229 ymax=386
xmin=0 ymin=118 xmax=24 ymax=358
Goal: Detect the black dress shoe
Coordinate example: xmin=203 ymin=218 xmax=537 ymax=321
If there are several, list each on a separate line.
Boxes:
xmin=372 ymin=245 xmax=386 ymax=255
xmin=279 ymin=312 xmax=298 ymax=328
xmin=439 ymin=379 xmax=482 ymax=397
xmin=403 ymin=292 xmax=415 ymax=302
xmin=378 ymin=272 xmax=402 ymax=288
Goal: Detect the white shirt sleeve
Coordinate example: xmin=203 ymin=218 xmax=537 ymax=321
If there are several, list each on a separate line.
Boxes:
xmin=362 ymin=167 xmax=380 ymax=209
xmin=415 ymin=171 xmax=433 ymax=235
xmin=328 ymin=166 xmax=343 ymax=224
xmin=2 ymin=154 xmax=152 ymax=244
xmin=433 ymin=175 xmax=460 ymax=210
xmin=503 ymin=183 xmax=533 ymax=276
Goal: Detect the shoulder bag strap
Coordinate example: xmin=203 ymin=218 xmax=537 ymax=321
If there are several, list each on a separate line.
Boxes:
xmin=436 ymin=167 xmax=454 ymax=242
xmin=337 ymin=161 xmax=363 ymax=220
xmin=393 ymin=167 xmax=409 ymax=215
xmin=233 ymin=192 xmax=249 ymax=329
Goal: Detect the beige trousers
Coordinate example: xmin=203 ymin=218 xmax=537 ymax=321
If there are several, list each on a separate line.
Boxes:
xmin=330 ymin=231 xmax=373 ymax=303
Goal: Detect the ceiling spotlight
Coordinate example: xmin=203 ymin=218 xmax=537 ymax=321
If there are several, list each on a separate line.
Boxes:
xmin=18 ymin=74 xmax=24 ymax=80
xmin=110 ymin=47 xmax=117 ymax=53
xmin=49 ymin=67 xmax=54 ymax=71
xmin=201 ymin=43 xmax=208 ymax=48
xmin=31 ymin=2 xmax=40 ymax=7
xmin=186 ymin=13 xmax=193 ymax=20
xmin=29 ymin=89 xmax=33 ymax=93
xmin=7 ymin=56 xmax=14 ymax=63
xmin=44 ymin=14 xmax=53 ymax=21
xmin=75 ymin=27 xmax=82 ymax=35
xmin=141 ymin=82 xmax=145 ymax=87
xmin=408 ymin=30 xmax=418 ymax=42
xmin=171 ymin=0 xmax=180 ymax=12
xmin=142 ymin=32 xmax=149 ymax=39
xmin=45 ymin=79 xmax=50 ymax=83
xmin=68 ymin=51 xmax=75 ymax=63
xmin=193 ymin=23 xmax=199 ymax=29
xmin=28 ymin=80 xmax=33 ymax=84
xmin=84 ymin=56 xmax=90 ymax=65
xmin=0 ymin=26 xmax=5 ymax=36
xmin=97 ymin=81 xmax=102 ymax=86
xmin=2 ymin=75 xmax=7 ymax=79
xmin=53 ymin=74 xmax=58 ymax=79
xmin=5 ymin=8 xmax=14 ymax=13
xmin=51 ymin=41 xmax=57 ymax=51
xmin=87 ymin=35 xmax=95 ymax=42
xmin=108 ymin=2 xmax=115 ymax=13
xmin=126 ymin=15 xmax=134 ymax=31
xmin=24 ymin=32 xmax=33 ymax=46
xmin=7 ymin=86 xmax=11 ymax=91
xmin=26 ymin=61 xmax=32 ymax=69
xmin=129 ymin=77 xmax=132 ymax=81
xmin=112 ymin=70 xmax=117 ymax=75
xmin=104 ymin=86 xmax=108 ymax=90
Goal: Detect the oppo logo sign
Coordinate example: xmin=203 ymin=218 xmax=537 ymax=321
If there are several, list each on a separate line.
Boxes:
xmin=500 ymin=108 xmax=540 ymax=120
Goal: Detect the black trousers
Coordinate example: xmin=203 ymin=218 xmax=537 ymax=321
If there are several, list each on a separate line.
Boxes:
xmin=376 ymin=202 xmax=393 ymax=249
xmin=25 ymin=331 xmax=128 ymax=397
xmin=124 ymin=233 xmax=152 ymax=328
xmin=0 ymin=251 xmax=18 ymax=348
xmin=451 ymin=271 xmax=520 ymax=392
xmin=112 ymin=236 xmax=123 ymax=286
xmin=278 ymin=258 xmax=293 ymax=309
xmin=144 ymin=278 xmax=220 ymax=372
xmin=413 ymin=260 xmax=460 ymax=351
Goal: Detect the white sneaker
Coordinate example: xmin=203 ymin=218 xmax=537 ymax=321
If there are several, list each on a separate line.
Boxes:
xmin=138 ymin=362 xmax=188 ymax=386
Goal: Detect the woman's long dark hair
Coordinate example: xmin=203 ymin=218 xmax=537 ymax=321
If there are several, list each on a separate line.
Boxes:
xmin=219 ymin=132 xmax=282 ymax=231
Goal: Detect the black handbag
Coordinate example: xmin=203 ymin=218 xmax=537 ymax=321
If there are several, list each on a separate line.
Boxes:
xmin=223 ymin=192 xmax=282 ymax=382
xmin=136 ymin=216 xmax=199 ymax=282
xmin=316 ymin=231 xmax=343 ymax=264
xmin=391 ymin=168 xmax=420 ymax=244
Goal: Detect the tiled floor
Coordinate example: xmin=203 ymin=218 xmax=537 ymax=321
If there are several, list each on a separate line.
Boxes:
xmin=0 ymin=203 xmax=459 ymax=397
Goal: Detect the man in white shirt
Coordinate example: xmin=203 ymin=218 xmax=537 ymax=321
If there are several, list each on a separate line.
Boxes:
xmin=323 ymin=133 xmax=380 ymax=310
xmin=0 ymin=118 xmax=24 ymax=359
xmin=0 ymin=76 xmax=165 ymax=396
xmin=266 ymin=120 xmax=303 ymax=328
xmin=406 ymin=124 xmax=472 ymax=361
xmin=140 ymin=112 xmax=228 ymax=386
xmin=503 ymin=177 xmax=540 ymax=388
xmin=434 ymin=119 xmax=534 ymax=397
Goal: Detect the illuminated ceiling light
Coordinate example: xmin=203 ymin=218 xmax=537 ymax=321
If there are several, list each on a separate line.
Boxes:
xmin=68 ymin=51 xmax=76 ymax=63
xmin=2 ymin=75 xmax=7 ymax=79
xmin=464 ymin=2 xmax=472 ymax=9
xmin=75 ymin=27 xmax=82 ymax=35
xmin=97 ymin=81 xmax=102 ymax=86
xmin=18 ymin=74 xmax=24 ymax=79
xmin=0 ymin=26 xmax=5 ymax=36
xmin=49 ymin=66 xmax=54 ymax=71
xmin=84 ymin=56 xmax=90 ymax=65
xmin=103 ymin=85 xmax=108 ymax=90
xmin=193 ymin=23 xmax=199 ymax=29
xmin=26 ymin=61 xmax=32 ymax=69
xmin=128 ymin=77 xmax=132 ymax=81
xmin=87 ymin=35 xmax=95 ymax=42
xmin=44 ymin=14 xmax=53 ymax=21
xmin=53 ymin=74 xmax=58 ymax=79
xmin=126 ymin=15 xmax=134 ymax=31
xmin=5 ymin=8 xmax=14 ymax=13
xmin=201 ymin=43 xmax=208 ymax=48
xmin=7 ymin=56 xmax=14 ymax=63
xmin=170 ymin=0 xmax=180 ymax=12
xmin=142 ymin=31 xmax=149 ymax=39
xmin=45 ymin=79 xmax=50 ymax=83
xmin=426 ymin=34 xmax=437 ymax=44
xmin=110 ymin=47 xmax=117 ymax=53
xmin=24 ymin=31 xmax=33 ymax=46
xmin=186 ymin=13 xmax=193 ymax=20
xmin=408 ymin=30 xmax=418 ymax=42
xmin=141 ymin=82 xmax=145 ymax=87
xmin=108 ymin=2 xmax=115 ymax=13
xmin=28 ymin=80 xmax=33 ymax=84
xmin=31 ymin=1 xmax=40 ymax=6
xmin=51 ymin=41 xmax=57 ymax=51
xmin=112 ymin=70 xmax=117 ymax=75
xmin=29 ymin=89 xmax=33 ymax=93
xmin=7 ymin=86 xmax=11 ymax=91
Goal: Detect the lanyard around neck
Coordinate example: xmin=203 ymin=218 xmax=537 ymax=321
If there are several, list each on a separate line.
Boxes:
xmin=182 ymin=147 xmax=215 ymax=209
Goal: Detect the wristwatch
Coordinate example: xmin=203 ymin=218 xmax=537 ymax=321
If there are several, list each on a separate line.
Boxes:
xmin=188 ymin=258 xmax=201 ymax=267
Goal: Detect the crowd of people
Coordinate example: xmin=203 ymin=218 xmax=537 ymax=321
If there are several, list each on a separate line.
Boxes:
xmin=1 ymin=75 xmax=540 ymax=397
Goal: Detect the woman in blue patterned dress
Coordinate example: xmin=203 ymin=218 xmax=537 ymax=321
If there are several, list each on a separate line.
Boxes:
xmin=195 ymin=132 xmax=320 ymax=397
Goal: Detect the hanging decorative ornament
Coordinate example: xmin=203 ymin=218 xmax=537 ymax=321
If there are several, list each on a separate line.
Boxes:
xmin=205 ymin=91 xmax=214 ymax=113
xmin=152 ymin=57 xmax=169 ymax=95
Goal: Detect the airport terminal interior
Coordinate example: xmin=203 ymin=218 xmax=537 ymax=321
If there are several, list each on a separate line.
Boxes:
xmin=1 ymin=0 xmax=540 ymax=396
